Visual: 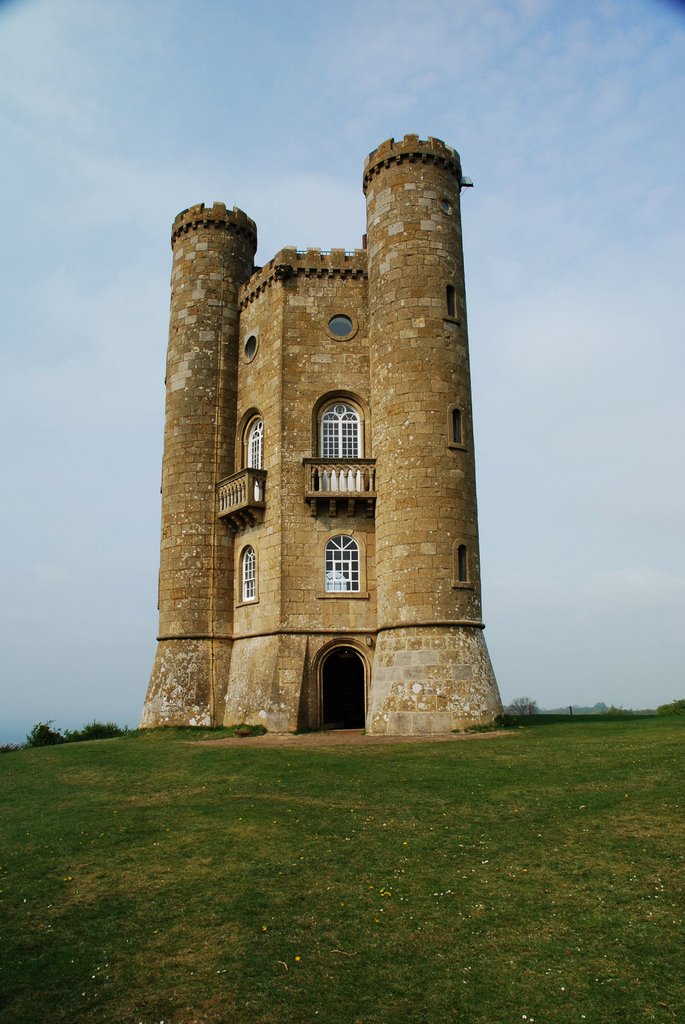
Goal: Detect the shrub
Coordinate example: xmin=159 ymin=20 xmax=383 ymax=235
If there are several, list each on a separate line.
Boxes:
xmin=64 ymin=721 xmax=128 ymax=742
xmin=495 ymin=713 xmax=519 ymax=728
xmin=228 ymin=723 xmax=267 ymax=737
xmin=656 ymin=699 xmax=685 ymax=717
xmin=1 ymin=743 xmax=23 ymax=754
xmin=26 ymin=721 xmax=65 ymax=747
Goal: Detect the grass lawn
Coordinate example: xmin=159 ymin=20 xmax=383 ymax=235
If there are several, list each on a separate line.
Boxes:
xmin=1 ymin=718 xmax=683 ymax=1023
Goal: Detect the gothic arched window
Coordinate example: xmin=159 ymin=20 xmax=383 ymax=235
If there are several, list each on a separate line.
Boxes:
xmin=321 ymin=403 xmax=360 ymax=459
xmin=246 ymin=418 xmax=263 ymax=469
xmin=242 ymin=545 xmax=256 ymax=602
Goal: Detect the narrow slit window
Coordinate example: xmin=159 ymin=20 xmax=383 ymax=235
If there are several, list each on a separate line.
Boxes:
xmin=457 ymin=544 xmax=468 ymax=583
xmin=446 ymin=285 xmax=456 ymax=318
xmin=452 ymin=407 xmax=462 ymax=445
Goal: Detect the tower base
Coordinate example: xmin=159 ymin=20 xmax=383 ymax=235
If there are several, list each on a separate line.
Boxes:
xmin=366 ymin=626 xmax=501 ymax=735
xmin=140 ymin=638 xmax=232 ymax=728
xmin=221 ymin=634 xmax=309 ymax=733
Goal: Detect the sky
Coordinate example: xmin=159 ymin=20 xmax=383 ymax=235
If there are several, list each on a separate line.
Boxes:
xmin=1 ymin=0 xmax=684 ymax=743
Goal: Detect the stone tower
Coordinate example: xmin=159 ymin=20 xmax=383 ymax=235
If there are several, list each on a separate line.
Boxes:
xmin=364 ymin=135 xmax=498 ymax=733
xmin=141 ymin=204 xmax=257 ymax=727
xmin=141 ymin=136 xmax=501 ymax=734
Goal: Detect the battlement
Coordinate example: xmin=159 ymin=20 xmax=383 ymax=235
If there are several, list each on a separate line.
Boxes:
xmin=363 ymin=134 xmax=462 ymax=192
xmin=239 ymin=246 xmax=367 ymax=308
xmin=171 ymin=202 xmax=257 ymax=248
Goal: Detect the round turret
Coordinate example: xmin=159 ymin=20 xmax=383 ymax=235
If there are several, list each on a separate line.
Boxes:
xmin=365 ymin=135 xmax=480 ymax=624
xmin=364 ymin=134 xmax=500 ymax=733
xmin=141 ymin=203 xmax=257 ymax=727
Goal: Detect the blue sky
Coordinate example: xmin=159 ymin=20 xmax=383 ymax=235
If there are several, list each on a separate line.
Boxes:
xmin=1 ymin=0 xmax=684 ymax=742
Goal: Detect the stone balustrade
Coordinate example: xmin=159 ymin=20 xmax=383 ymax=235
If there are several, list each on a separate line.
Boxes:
xmin=303 ymin=459 xmax=376 ymax=517
xmin=217 ymin=468 xmax=266 ymax=530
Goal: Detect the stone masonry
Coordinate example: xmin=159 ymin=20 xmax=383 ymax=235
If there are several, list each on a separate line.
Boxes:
xmin=141 ymin=135 xmax=502 ymax=734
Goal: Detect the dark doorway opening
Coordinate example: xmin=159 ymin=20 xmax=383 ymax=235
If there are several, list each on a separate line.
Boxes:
xmin=322 ymin=648 xmax=365 ymax=729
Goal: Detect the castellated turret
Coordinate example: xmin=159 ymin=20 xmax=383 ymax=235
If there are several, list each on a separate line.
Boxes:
xmin=364 ymin=135 xmax=499 ymax=731
xmin=141 ymin=204 xmax=257 ymax=726
xmin=141 ymin=137 xmax=501 ymax=734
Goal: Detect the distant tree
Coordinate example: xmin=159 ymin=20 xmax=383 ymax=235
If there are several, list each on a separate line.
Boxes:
xmin=506 ymin=697 xmax=539 ymax=715
xmin=657 ymin=699 xmax=685 ymax=716
xmin=26 ymin=721 xmax=65 ymax=747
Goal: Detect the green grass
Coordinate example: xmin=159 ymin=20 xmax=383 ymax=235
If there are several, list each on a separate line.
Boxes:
xmin=1 ymin=719 xmax=683 ymax=1024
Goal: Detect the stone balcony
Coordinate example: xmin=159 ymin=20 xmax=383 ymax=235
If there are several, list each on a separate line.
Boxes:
xmin=217 ymin=468 xmax=266 ymax=531
xmin=304 ymin=458 xmax=376 ymax=517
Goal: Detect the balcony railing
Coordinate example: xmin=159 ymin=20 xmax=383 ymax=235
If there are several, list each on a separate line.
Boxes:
xmin=304 ymin=458 xmax=376 ymax=517
xmin=217 ymin=468 xmax=266 ymax=531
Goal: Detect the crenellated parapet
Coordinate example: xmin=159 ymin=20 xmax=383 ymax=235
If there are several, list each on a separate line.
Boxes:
xmin=363 ymin=134 xmax=462 ymax=193
xmin=239 ymin=246 xmax=367 ymax=309
xmin=171 ymin=202 xmax=257 ymax=248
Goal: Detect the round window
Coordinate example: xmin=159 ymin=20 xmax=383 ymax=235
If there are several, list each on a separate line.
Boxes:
xmin=244 ymin=335 xmax=258 ymax=361
xmin=440 ymin=198 xmax=452 ymax=214
xmin=328 ymin=315 xmax=354 ymax=338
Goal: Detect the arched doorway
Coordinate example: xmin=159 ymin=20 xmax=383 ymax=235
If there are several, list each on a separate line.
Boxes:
xmin=321 ymin=647 xmax=366 ymax=729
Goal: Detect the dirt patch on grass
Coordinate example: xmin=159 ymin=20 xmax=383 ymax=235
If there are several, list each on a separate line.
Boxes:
xmin=196 ymin=728 xmax=517 ymax=748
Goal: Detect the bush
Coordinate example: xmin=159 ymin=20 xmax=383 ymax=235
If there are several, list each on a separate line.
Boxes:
xmin=64 ymin=721 xmax=128 ymax=742
xmin=26 ymin=721 xmax=65 ymax=747
xmin=227 ymin=723 xmax=267 ymax=737
xmin=657 ymin=699 xmax=685 ymax=717
xmin=495 ymin=713 xmax=519 ymax=728
xmin=1 ymin=743 xmax=23 ymax=754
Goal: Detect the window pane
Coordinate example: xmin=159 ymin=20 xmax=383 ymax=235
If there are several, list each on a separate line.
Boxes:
xmin=328 ymin=315 xmax=353 ymax=338
xmin=321 ymin=404 xmax=360 ymax=458
xmin=452 ymin=408 xmax=462 ymax=444
xmin=325 ymin=536 xmax=360 ymax=592
xmin=247 ymin=419 xmax=263 ymax=469
xmin=242 ymin=546 xmax=256 ymax=600
xmin=322 ymin=413 xmax=338 ymax=458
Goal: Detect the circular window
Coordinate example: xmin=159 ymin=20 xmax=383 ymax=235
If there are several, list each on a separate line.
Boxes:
xmin=244 ymin=335 xmax=258 ymax=361
xmin=440 ymin=198 xmax=452 ymax=214
xmin=328 ymin=315 xmax=354 ymax=338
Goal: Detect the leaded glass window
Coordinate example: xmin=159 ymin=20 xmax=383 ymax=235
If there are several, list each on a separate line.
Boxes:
xmin=247 ymin=419 xmax=263 ymax=469
xmin=242 ymin=546 xmax=256 ymax=601
xmin=321 ymin=404 xmax=360 ymax=459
